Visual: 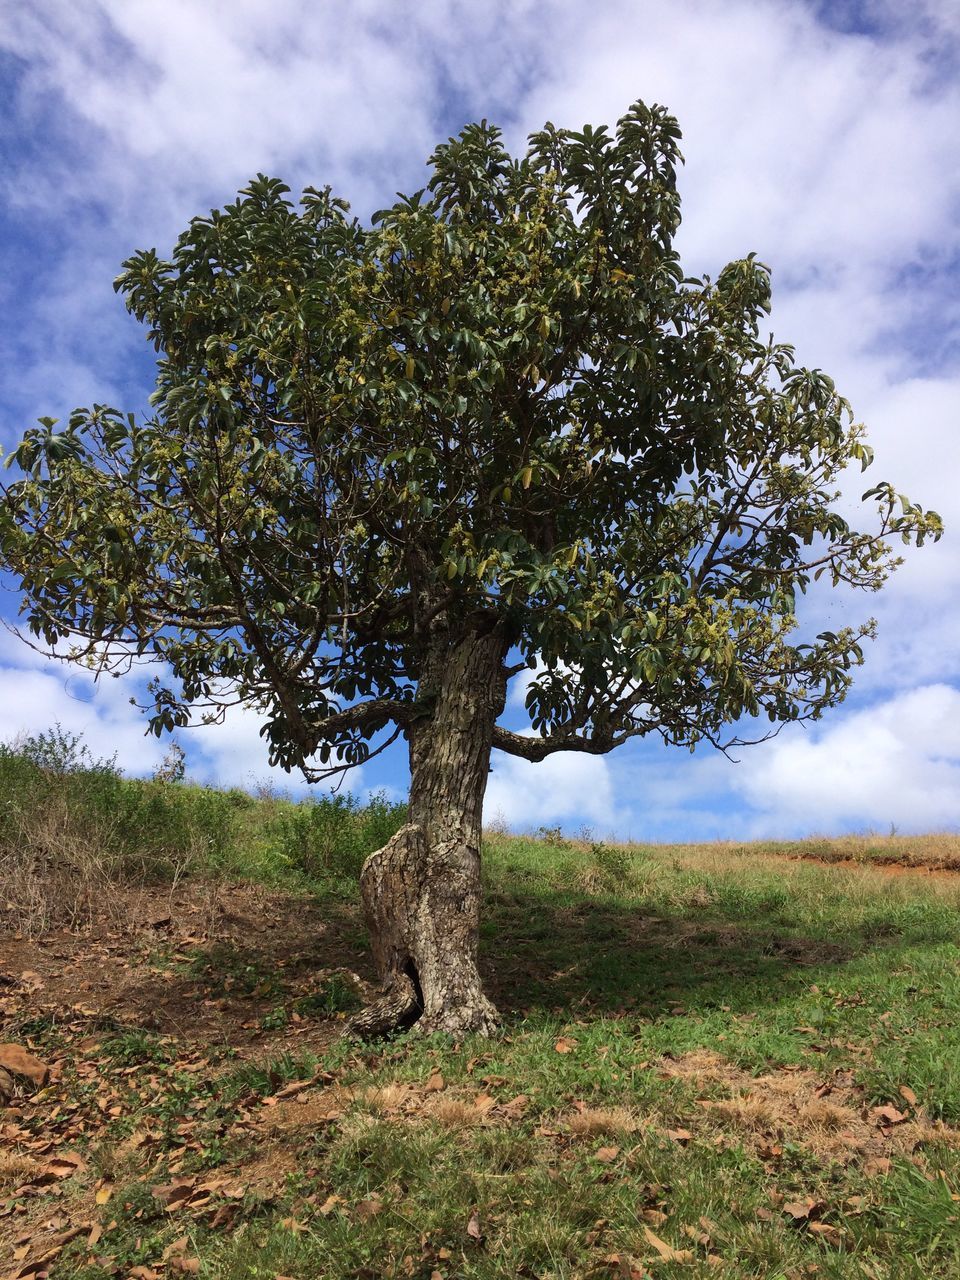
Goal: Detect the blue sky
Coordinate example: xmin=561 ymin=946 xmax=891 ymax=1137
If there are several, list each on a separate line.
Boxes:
xmin=1 ymin=0 xmax=958 ymax=840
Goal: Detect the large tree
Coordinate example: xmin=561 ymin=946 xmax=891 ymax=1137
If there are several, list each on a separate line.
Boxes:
xmin=0 ymin=103 xmax=939 ymax=1035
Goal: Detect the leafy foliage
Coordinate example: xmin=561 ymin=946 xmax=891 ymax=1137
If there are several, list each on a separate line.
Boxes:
xmin=0 ymin=101 xmax=940 ymax=780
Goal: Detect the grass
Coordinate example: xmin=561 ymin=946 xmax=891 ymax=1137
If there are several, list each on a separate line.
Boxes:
xmin=1 ymin=736 xmax=960 ymax=1276
xmin=193 ymin=834 xmax=960 ymax=1279
xmin=0 ymin=728 xmax=407 ymax=934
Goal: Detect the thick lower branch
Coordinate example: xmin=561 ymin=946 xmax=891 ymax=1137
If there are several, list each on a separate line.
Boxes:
xmin=491 ymin=723 xmax=621 ymax=760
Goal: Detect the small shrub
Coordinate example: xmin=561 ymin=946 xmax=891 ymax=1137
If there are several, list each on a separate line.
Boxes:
xmin=274 ymin=790 xmax=406 ymax=885
xmin=152 ymin=740 xmax=186 ymax=784
xmin=260 ymin=1005 xmax=290 ymax=1031
xmin=536 ymin=824 xmax=572 ymax=849
xmin=100 ymin=1029 xmax=172 ymax=1065
xmin=10 ymin=723 xmax=118 ymax=777
xmin=578 ymin=842 xmax=633 ymax=895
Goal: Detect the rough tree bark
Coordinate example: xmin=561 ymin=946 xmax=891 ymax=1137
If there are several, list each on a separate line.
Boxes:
xmin=349 ymin=622 xmax=509 ymax=1038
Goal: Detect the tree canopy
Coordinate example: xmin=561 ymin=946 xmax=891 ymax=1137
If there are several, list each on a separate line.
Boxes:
xmin=0 ymin=101 xmax=940 ymax=781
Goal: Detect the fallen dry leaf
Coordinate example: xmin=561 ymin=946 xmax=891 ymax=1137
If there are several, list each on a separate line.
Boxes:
xmin=44 ymin=1152 xmax=85 ymax=1179
xmin=0 ymin=1044 xmax=50 ymax=1088
xmin=665 ymin=1127 xmax=692 ymax=1144
xmin=642 ymin=1225 xmax=694 ymax=1263
xmin=871 ymin=1104 xmax=907 ymax=1126
xmin=808 ymin=1221 xmax=844 ymax=1246
xmin=782 ymin=1201 xmax=815 ymax=1221
xmin=899 ymin=1085 xmax=918 ymax=1106
xmin=9 ymin=1225 xmax=93 ymax=1278
xmin=682 ymin=1222 xmax=710 ymax=1246
xmin=272 ymin=1075 xmax=320 ymax=1102
xmin=152 ymin=1176 xmax=198 ymax=1209
xmin=425 ymin=1071 xmax=445 ymax=1092
xmin=500 ymin=1093 xmax=527 ymax=1119
xmin=162 ymin=1236 xmax=190 ymax=1260
xmin=170 ymin=1257 xmax=201 ymax=1275
xmin=554 ymin=1037 xmax=577 ymax=1054
xmin=595 ymin=1146 xmax=620 ymax=1164
xmin=602 ymin=1254 xmax=649 ymax=1279
xmin=466 ymin=1210 xmax=484 ymax=1242
xmin=355 ymin=1197 xmax=384 ymax=1220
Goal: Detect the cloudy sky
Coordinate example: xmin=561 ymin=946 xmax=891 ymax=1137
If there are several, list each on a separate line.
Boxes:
xmin=1 ymin=0 xmax=957 ymax=838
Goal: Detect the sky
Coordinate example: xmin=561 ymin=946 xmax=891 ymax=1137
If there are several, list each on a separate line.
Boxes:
xmin=0 ymin=0 xmax=957 ymax=840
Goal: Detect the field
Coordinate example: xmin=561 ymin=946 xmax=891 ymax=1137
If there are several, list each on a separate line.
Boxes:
xmin=1 ymin=749 xmax=959 ymax=1279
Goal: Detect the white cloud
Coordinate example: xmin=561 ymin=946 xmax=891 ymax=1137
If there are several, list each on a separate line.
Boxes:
xmin=0 ymin=629 xmax=358 ymax=795
xmin=0 ymin=629 xmax=167 ymax=774
xmin=485 ymin=748 xmax=617 ymax=833
xmin=734 ymin=683 xmax=960 ymax=832
xmin=187 ymin=702 xmax=357 ymax=797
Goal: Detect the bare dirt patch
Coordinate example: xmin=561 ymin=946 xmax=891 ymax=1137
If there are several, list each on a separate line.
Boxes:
xmin=0 ymin=880 xmax=372 ymax=1050
xmin=0 ymin=879 xmax=376 ymax=1271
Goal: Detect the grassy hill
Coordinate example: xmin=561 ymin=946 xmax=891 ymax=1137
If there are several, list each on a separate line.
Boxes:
xmin=1 ymin=737 xmax=959 ymax=1277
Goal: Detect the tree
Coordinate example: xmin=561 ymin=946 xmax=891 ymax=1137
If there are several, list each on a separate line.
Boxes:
xmin=0 ymin=102 xmax=940 ymax=1035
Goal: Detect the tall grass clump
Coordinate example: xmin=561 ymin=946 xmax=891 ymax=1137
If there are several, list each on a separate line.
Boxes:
xmin=0 ymin=725 xmax=408 ymax=929
xmin=0 ymin=726 xmax=245 ymax=931
xmin=273 ymin=791 xmax=407 ymax=888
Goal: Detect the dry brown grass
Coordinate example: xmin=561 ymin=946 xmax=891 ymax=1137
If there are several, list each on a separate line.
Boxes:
xmin=659 ymin=1050 xmax=960 ymax=1164
xmin=0 ymin=794 xmax=224 ymax=938
xmin=657 ymin=1049 xmax=734 ymax=1085
xmin=355 ymin=1082 xmax=410 ymax=1115
xmin=424 ymin=1097 xmax=486 ymax=1129
xmin=622 ymin=832 xmax=960 ymax=874
xmin=0 ymin=793 xmax=129 ymax=935
xmin=0 ymin=1152 xmax=41 ymax=1194
xmin=566 ymin=1105 xmax=641 ymax=1137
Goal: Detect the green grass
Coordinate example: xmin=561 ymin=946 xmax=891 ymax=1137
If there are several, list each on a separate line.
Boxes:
xmin=46 ymin=835 xmax=960 ymax=1276
xmin=3 ymin=736 xmax=960 ymax=1277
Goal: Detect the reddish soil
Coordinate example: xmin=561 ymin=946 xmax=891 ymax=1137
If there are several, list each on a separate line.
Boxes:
xmin=0 ymin=881 xmax=374 ymax=1056
xmin=786 ymin=855 xmax=960 ymax=880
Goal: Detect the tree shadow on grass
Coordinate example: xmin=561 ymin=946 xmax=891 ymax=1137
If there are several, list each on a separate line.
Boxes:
xmin=96 ymin=879 xmax=935 ymax=1043
xmin=478 ymin=888 xmax=881 ymax=1024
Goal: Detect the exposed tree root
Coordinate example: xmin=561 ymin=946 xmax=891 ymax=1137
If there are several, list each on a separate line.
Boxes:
xmin=346 ymin=972 xmax=420 ymax=1041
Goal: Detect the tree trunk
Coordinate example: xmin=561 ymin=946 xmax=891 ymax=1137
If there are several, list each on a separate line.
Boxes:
xmin=350 ymin=624 xmax=508 ymax=1038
